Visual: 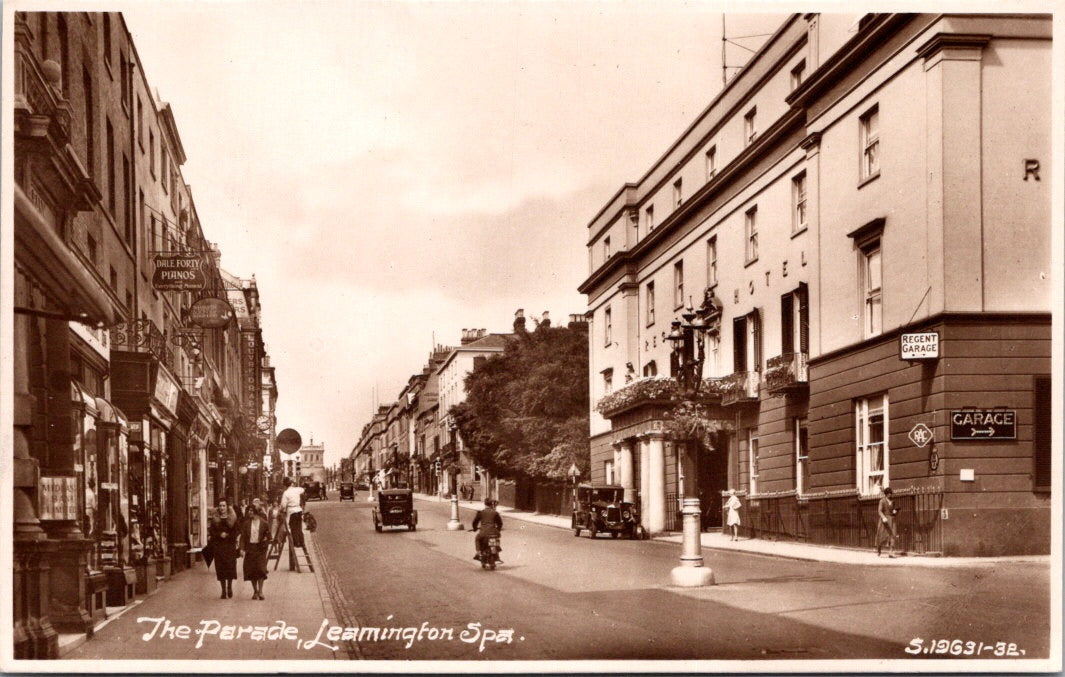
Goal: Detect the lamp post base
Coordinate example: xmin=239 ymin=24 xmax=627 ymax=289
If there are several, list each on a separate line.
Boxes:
xmin=446 ymin=520 xmax=465 ymax=531
xmin=670 ymin=564 xmax=715 ymax=587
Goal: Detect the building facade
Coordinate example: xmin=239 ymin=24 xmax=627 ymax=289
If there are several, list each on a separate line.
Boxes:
xmin=298 ymin=438 xmax=327 ymax=485
xmin=12 ymin=12 xmax=279 ymax=658
xmin=581 ymin=13 xmax=1052 ymax=556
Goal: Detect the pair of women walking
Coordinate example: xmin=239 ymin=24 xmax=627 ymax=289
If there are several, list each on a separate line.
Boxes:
xmin=208 ymin=497 xmax=272 ymax=600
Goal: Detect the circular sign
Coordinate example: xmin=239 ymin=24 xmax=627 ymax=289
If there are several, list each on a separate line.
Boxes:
xmin=188 ymin=297 xmax=235 ymax=329
xmin=276 ymin=428 xmax=302 ymax=454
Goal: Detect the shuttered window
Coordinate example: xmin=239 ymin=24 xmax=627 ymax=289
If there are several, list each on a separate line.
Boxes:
xmin=1034 ymin=376 xmax=1051 ymax=492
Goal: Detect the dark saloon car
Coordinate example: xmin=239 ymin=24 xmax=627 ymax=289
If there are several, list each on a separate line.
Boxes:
xmin=571 ymin=483 xmax=638 ymax=539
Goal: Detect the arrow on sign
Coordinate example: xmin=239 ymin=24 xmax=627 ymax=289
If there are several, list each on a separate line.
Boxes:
xmin=971 ymin=427 xmax=995 ymax=437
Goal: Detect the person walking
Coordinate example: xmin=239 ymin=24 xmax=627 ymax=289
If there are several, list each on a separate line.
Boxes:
xmin=279 ymin=477 xmax=306 ymax=555
xmin=208 ymin=499 xmax=239 ymax=598
xmin=877 ymin=486 xmax=899 ymax=557
xmin=725 ymin=489 xmax=742 ymax=541
xmin=240 ymin=498 xmax=271 ymax=600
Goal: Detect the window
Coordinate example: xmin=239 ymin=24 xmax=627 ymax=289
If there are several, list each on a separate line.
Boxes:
xmin=603 ymin=306 xmax=612 ymax=346
xmin=744 ymin=107 xmax=757 ymax=146
xmin=83 ymin=68 xmax=95 ymax=180
xmin=790 ymin=59 xmax=806 ymax=91
xmin=102 ymin=14 xmax=112 ymax=70
xmin=673 ymin=261 xmax=684 ymax=308
xmin=707 ymin=236 xmax=718 ymax=287
xmin=125 ymin=290 xmax=133 ymax=313
xmin=748 ymin=429 xmax=760 ymax=495
xmin=162 ymin=151 xmax=169 ymax=193
xmin=58 ymin=15 xmax=69 ymax=90
xmin=603 ymin=236 xmax=611 ymax=260
xmin=645 ymin=204 xmax=655 ymax=232
xmin=744 ymin=206 xmax=758 ymax=263
xmin=602 ymin=368 xmax=614 ymax=395
xmin=1034 ymin=376 xmax=1051 ymax=491
xmin=137 ymin=97 xmax=144 ymax=147
xmin=38 ymin=14 xmax=48 ymax=62
xmin=120 ymin=53 xmax=130 ymax=110
xmin=150 ymin=214 xmax=158 ymax=253
xmin=642 ymin=360 xmax=658 ymax=377
xmin=795 ymin=417 xmax=809 ymax=494
xmin=604 ymin=460 xmax=615 ymax=485
xmin=105 ymin=119 xmax=115 ymax=213
xmin=860 ymin=105 xmax=880 ymax=180
xmin=109 ymin=266 xmax=118 ymax=290
xmin=86 ymin=234 xmax=97 ymax=264
xmin=645 ymin=281 xmax=655 ymax=326
xmin=123 ymin=155 xmax=132 ymax=244
xmin=792 ymin=171 xmax=807 ymax=233
xmin=149 ymin=130 xmax=156 ymax=178
xmin=856 ymin=394 xmax=888 ymax=496
xmin=733 ymin=309 xmax=762 ymax=374
xmin=780 ymin=284 xmax=809 ymax=356
xmin=861 ymin=241 xmax=882 ymax=338
xmin=705 ymin=146 xmax=717 ymax=181
xmin=673 ymin=178 xmax=683 ymax=208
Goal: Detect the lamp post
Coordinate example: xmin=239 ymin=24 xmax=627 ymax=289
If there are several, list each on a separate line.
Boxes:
xmin=663 ymin=290 xmax=721 ymax=588
xmin=567 ymin=463 xmax=581 ymax=512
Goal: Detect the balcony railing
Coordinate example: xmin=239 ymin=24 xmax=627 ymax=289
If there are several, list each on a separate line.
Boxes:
xmin=720 ymin=371 xmax=760 ymax=406
xmin=764 ymin=352 xmax=809 ymax=396
xmin=110 ymin=319 xmax=172 ymax=365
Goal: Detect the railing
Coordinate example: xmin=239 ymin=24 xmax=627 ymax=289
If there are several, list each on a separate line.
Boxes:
xmin=734 ymin=488 xmax=944 ymax=554
xmin=665 ymin=492 xmax=680 ymax=531
xmin=110 ymin=318 xmax=172 ymax=365
xmin=720 ymin=371 xmax=759 ymax=406
xmin=764 ymin=352 xmax=809 ymax=395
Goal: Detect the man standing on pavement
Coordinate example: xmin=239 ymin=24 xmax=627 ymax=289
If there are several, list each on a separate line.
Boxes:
xmin=279 ymin=477 xmax=306 ymax=551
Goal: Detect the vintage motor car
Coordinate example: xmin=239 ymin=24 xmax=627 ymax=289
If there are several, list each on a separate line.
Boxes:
xmin=302 ymin=480 xmax=326 ymax=501
xmin=571 ymin=483 xmax=638 ymax=539
xmin=338 ymin=482 xmax=356 ymax=502
xmin=372 ymin=488 xmax=418 ymax=532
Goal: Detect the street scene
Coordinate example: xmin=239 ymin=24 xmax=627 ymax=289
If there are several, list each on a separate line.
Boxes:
xmin=4 ymin=2 xmax=1060 ymax=673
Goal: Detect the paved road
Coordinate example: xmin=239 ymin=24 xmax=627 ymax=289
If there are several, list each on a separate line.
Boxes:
xmin=311 ymin=493 xmax=1049 ymax=661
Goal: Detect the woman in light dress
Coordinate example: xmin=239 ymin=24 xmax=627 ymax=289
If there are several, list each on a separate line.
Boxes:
xmin=725 ymin=489 xmax=742 ymax=541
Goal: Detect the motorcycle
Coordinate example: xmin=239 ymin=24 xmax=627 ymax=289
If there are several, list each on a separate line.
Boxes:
xmin=476 ymin=535 xmax=501 ymax=570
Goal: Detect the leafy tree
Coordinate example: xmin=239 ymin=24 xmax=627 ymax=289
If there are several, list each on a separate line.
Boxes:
xmin=450 ymin=322 xmax=589 ymax=481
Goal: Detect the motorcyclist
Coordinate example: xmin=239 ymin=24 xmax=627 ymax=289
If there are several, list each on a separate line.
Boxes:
xmin=472 ymin=498 xmax=503 ymax=562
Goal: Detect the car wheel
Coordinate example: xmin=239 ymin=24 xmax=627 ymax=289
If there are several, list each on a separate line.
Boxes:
xmin=574 ymin=526 xmax=581 ymax=537
xmin=409 ymin=524 xmax=416 ymax=532
xmin=589 ymin=523 xmax=598 ymax=539
xmin=611 ymin=531 xmax=618 ymax=539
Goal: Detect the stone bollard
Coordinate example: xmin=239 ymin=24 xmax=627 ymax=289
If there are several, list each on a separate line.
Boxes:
xmin=446 ymin=494 xmax=464 ymax=531
xmin=670 ymin=497 xmax=714 ymax=587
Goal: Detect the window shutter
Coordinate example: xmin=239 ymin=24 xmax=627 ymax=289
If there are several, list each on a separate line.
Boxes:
xmin=780 ymin=293 xmax=794 ymax=354
xmin=1034 ymin=376 xmax=1052 ymax=491
xmin=751 ymin=308 xmax=762 ymax=371
xmin=798 ymin=283 xmax=810 ymax=354
xmin=733 ymin=316 xmax=746 ymax=373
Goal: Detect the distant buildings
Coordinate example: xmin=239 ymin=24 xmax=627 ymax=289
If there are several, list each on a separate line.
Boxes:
xmin=580 ymin=13 xmax=1051 ymax=556
xmin=12 ymin=12 xmax=280 ymax=657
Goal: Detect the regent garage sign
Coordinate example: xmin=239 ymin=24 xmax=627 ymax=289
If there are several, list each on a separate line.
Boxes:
xmin=950 ymin=409 xmax=1017 ymax=440
xmin=152 ymin=252 xmax=209 ymax=291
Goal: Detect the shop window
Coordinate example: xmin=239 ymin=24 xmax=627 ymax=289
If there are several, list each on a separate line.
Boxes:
xmin=856 ymin=394 xmax=889 ymax=496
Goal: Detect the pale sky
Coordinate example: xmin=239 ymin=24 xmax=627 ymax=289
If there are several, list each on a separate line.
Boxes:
xmin=118 ymin=2 xmax=783 ymax=467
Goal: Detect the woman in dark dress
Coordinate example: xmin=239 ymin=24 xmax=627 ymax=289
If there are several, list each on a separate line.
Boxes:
xmin=208 ymin=499 xmax=239 ymax=598
xmin=241 ymin=498 xmax=272 ymax=600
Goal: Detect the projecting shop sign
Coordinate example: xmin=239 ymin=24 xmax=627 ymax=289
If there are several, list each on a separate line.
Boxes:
xmin=950 ymin=410 xmax=1017 ymax=440
xmin=152 ymin=253 xmax=208 ymax=291
xmin=900 ymin=332 xmax=939 ymax=360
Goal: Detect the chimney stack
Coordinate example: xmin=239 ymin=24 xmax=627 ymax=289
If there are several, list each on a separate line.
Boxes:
xmin=513 ymin=309 xmax=527 ymax=334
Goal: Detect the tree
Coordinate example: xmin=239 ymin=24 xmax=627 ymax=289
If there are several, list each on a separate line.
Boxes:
xmin=450 ymin=322 xmax=589 ymax=481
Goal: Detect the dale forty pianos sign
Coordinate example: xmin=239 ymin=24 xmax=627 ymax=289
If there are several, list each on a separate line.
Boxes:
xmin=152 ymin=252 xmax=209 ymax=291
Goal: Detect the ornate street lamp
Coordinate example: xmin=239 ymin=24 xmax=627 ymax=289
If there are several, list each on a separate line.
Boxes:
xmin=664 ymin=289 xmax=721 ymax=588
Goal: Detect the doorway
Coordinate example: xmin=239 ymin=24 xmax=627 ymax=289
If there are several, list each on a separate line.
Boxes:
xmin=697 ymin=434 xmax=729 ymax=528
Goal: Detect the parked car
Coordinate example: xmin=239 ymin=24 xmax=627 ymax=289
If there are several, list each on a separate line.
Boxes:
xmin=372 ymin=488 xmax=417 ymax=532
xmin=571 ymin=483 xmax=638 ymax=539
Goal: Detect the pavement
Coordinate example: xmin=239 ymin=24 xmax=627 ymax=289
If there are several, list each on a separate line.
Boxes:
xmin=415 ymin=492 xmax=1049 ymax=568
xmin=60 ymin=528 xmax=347 ymax=661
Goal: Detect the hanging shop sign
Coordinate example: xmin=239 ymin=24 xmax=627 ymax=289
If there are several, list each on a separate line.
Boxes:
xmin=276 ymin=428 xmax=302 ymax=454
xmin=188 ymin=297 xmax=235 ymax=328
xmin=950 ymin=409 xmax=1017 ymax=440
xmin=241 ymin=331 xmax=259 ymax=416
xmin=900 ymin=332 xmax=940 ymax=360
xmin=152 ymin=253 xmax=209 ymax=291
xmin=153 ymin=367 xmax=182 ymax=418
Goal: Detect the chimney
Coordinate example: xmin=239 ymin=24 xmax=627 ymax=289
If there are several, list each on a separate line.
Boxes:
xmin=461 ymin=329 xmax=476 ymax=345
xmin=513 ymin=309 xmax=527 ymax=334
xmin=539 ymin=311 xmax=551 ymax=329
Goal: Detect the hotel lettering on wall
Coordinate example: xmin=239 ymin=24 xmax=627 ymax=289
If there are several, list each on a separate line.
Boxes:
xmin=151 ymin=252 xmax=209 ymax=291
xmin=242 ymin=331 xmax=259 ymax=416
xmin=950 ymin=409 xmax=1017 ymax=440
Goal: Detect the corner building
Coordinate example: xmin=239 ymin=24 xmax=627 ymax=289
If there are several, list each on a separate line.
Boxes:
xmin=580 ymin=13 xmax=1052 ymax=556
